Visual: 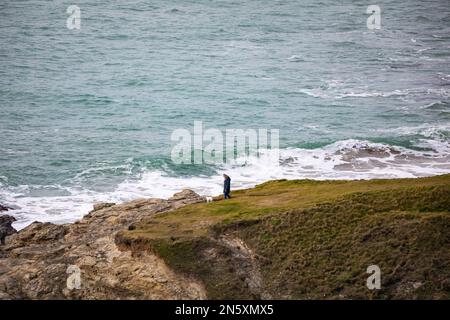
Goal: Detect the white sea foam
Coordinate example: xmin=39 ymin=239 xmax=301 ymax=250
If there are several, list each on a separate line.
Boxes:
xmin=299 ymin=87 xmax=450 ymax=99
xmin=287 ymin=55 xmax=304 ymax=62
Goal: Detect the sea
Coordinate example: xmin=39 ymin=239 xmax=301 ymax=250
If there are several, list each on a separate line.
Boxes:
xmin=1 ymin=0 xmax=449 ymax=229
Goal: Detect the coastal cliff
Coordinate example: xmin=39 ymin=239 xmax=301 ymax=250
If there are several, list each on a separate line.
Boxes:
xmin=0 ymin=190 xmax=207 ymax=299
xmin=1 ymin=175 xmax=449 ymax=299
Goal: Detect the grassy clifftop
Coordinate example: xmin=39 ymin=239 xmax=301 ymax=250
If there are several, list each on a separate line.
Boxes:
xmin=117 ymin=175 xmax=450 ymax=299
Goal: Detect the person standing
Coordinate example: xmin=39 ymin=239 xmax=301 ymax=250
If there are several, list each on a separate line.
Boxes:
xmin=223 ymin=174 xmax=231 ymax=199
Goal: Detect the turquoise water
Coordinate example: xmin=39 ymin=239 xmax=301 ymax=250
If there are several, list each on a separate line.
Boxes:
xmin=1 ymin=0 xmax=449 ymax=228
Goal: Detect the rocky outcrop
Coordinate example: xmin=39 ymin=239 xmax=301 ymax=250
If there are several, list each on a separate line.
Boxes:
xmin=0 ymin=215 xmax=17 ymax=245
xmin=0 ymin=190 xmax=206 ymax=299
xmin=168 ymin=189 xmax=205 ymax=207
xmin=92 ymin=202 xmax=115 ymax=212
xmin=0 ymin=205 xmax=11 ymax=212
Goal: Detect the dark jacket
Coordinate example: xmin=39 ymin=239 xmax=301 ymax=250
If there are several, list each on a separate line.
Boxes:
xmin=223 ymin=177 xmax=231 ymax=194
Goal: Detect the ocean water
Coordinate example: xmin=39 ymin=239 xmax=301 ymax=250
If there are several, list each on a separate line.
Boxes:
xmin=1 ymin=0 xmax=449 ymax=229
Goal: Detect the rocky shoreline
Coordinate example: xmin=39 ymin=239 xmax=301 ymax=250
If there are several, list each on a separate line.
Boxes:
xmin=1 ymin=175 xmax=449 ymax=300
xmin=0 ymin=190 xmax=208 ymax=299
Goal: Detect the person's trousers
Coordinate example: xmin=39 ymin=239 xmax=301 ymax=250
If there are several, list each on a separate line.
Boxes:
xmin=224 ymin=192 xmax=230 ymax=199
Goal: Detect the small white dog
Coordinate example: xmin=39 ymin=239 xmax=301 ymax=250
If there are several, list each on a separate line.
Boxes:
xmin=205 ymin=196 xmax=213 ymax=203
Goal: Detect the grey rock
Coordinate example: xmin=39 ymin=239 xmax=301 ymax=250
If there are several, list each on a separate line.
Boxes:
xmin=0 ymin=204 xmax=12 ymax=212
xmin=92 ymin=202 xmax=116 ymax=212
xmin=0 ymin=215 xmax=17 ymax=245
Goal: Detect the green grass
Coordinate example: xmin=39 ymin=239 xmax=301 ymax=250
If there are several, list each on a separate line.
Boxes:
xmin=117 ymin=174 xmax=450 ymax=299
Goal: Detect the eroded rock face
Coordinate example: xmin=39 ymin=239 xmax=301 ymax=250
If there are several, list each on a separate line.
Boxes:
xmin=0 ymin=215 xmax=17 ymax=245
xmin=92 ymin=202 xmax=116 ymax=212
xmin=0 ymin=190 xmax=206 ymax=300
xmin=169 ymin=189 xmax=204 ymax=202
xmin=0 ymin=205 xmax=11 ymax=212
